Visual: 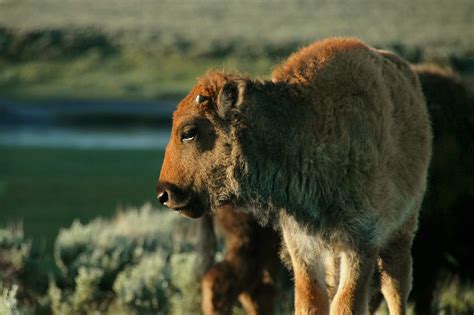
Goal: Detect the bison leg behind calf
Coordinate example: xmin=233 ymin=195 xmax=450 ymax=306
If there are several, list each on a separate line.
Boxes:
xmin=158 ymin=38 xmax=432 ymax=315
xmin=201 ymin=205 xmax=280 ymax=315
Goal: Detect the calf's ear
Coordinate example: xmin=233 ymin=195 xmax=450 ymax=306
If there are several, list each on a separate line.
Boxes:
xmin=216 ymin=79 xmax=247 ymax=120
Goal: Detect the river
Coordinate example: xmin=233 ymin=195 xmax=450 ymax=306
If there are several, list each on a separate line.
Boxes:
xmin=0 ymin=99 xmax=175 ymax=149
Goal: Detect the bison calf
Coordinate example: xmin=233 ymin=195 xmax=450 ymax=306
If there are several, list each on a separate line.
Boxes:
xmin=157 ymin=38 xmax=432 ymax=314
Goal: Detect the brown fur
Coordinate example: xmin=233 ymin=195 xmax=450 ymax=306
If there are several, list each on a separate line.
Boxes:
xmin=201 ymin=205 xmax=280 ymax=315
xmin=200 ymin=64 xmax=472 ymax=315
xmin=158 ymin=38 xmax=432 ymax=314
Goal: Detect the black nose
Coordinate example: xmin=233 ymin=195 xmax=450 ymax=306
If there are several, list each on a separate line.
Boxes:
xmin=156 ymin=182 xmax=189 ymax=209
xmin=157 ymin=190 xmax=169 ymax=206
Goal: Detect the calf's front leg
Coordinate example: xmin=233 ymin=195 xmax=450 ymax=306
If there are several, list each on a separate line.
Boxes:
xmin=281 ymin=226 xmax=329 ymax=315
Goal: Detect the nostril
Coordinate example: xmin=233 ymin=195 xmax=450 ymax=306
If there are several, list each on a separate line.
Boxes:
xmin=157 ymin=190 xmax=169 ymax=206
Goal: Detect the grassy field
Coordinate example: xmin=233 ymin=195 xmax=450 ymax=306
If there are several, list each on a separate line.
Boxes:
xmin=0 ymin=0 xmax=473 ymax=100
xmin=0 ymin=54 xmax=275 ymax=100
xmin=0 ymin=146 xmax=164 ymax=265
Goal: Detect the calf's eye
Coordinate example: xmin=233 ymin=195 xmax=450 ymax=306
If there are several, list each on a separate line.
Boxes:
xmin=181 ymin=127 xmax=198 ymax=143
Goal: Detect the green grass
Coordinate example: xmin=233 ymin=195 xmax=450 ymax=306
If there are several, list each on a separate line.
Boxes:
xmin=0 ymin=146 xmax=164 ymax=265
xmin=0 ymin=52 xmax=274 ymax=101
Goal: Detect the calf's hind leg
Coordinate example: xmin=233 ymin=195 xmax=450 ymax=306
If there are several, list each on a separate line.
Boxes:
xmin=330 ymin=248 xmax=379 ymax=315
xmin=377 ymin=232 xmax=415 ymax=315
xmin=375 ymin=211 xmax=418 ymax=315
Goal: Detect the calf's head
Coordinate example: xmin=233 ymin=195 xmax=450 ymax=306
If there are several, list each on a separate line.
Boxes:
xmin=157 ymin=72 xmax=249 ymax=218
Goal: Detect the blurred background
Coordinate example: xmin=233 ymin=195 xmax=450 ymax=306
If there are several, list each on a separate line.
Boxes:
xmin=0 ymin=0 xmax=472 ymax=314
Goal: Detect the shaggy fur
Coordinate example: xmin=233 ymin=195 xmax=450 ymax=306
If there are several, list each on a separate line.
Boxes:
xmin=158 ymin=38 xmax=432 ymax=314
xmin=199 ymin=65 xmax=472 ymax=315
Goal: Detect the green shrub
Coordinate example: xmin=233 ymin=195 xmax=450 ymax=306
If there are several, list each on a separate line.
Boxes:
xmin=169 ymin=253 xmax=202 ymax=315
xmin=49 ymin=267 xmax=106 ymax=315
xmin=0 ymin=224 xmax=46 ymax=313
xmin=0 ymin=284 xmax=19 ymax=315
xmin=0 ymin=225 xmax=31 ymax=279
xmin=54 ymin=203 xmax=186 ymax=283
xmin=113 ymin=251 xmax=170 ymax=314
xmin=49 ymin=203 xmax=202 ymax=314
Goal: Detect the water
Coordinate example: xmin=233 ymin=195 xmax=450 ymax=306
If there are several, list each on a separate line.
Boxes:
xmin=0 ymin=99 xmax=175 ymax=149
xmin=0 ymin=126 xmax=170 ymax=149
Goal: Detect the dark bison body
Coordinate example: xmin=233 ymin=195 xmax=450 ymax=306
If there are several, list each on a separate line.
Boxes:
xmin=409 ymin=66 xmax=474 ymax=314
